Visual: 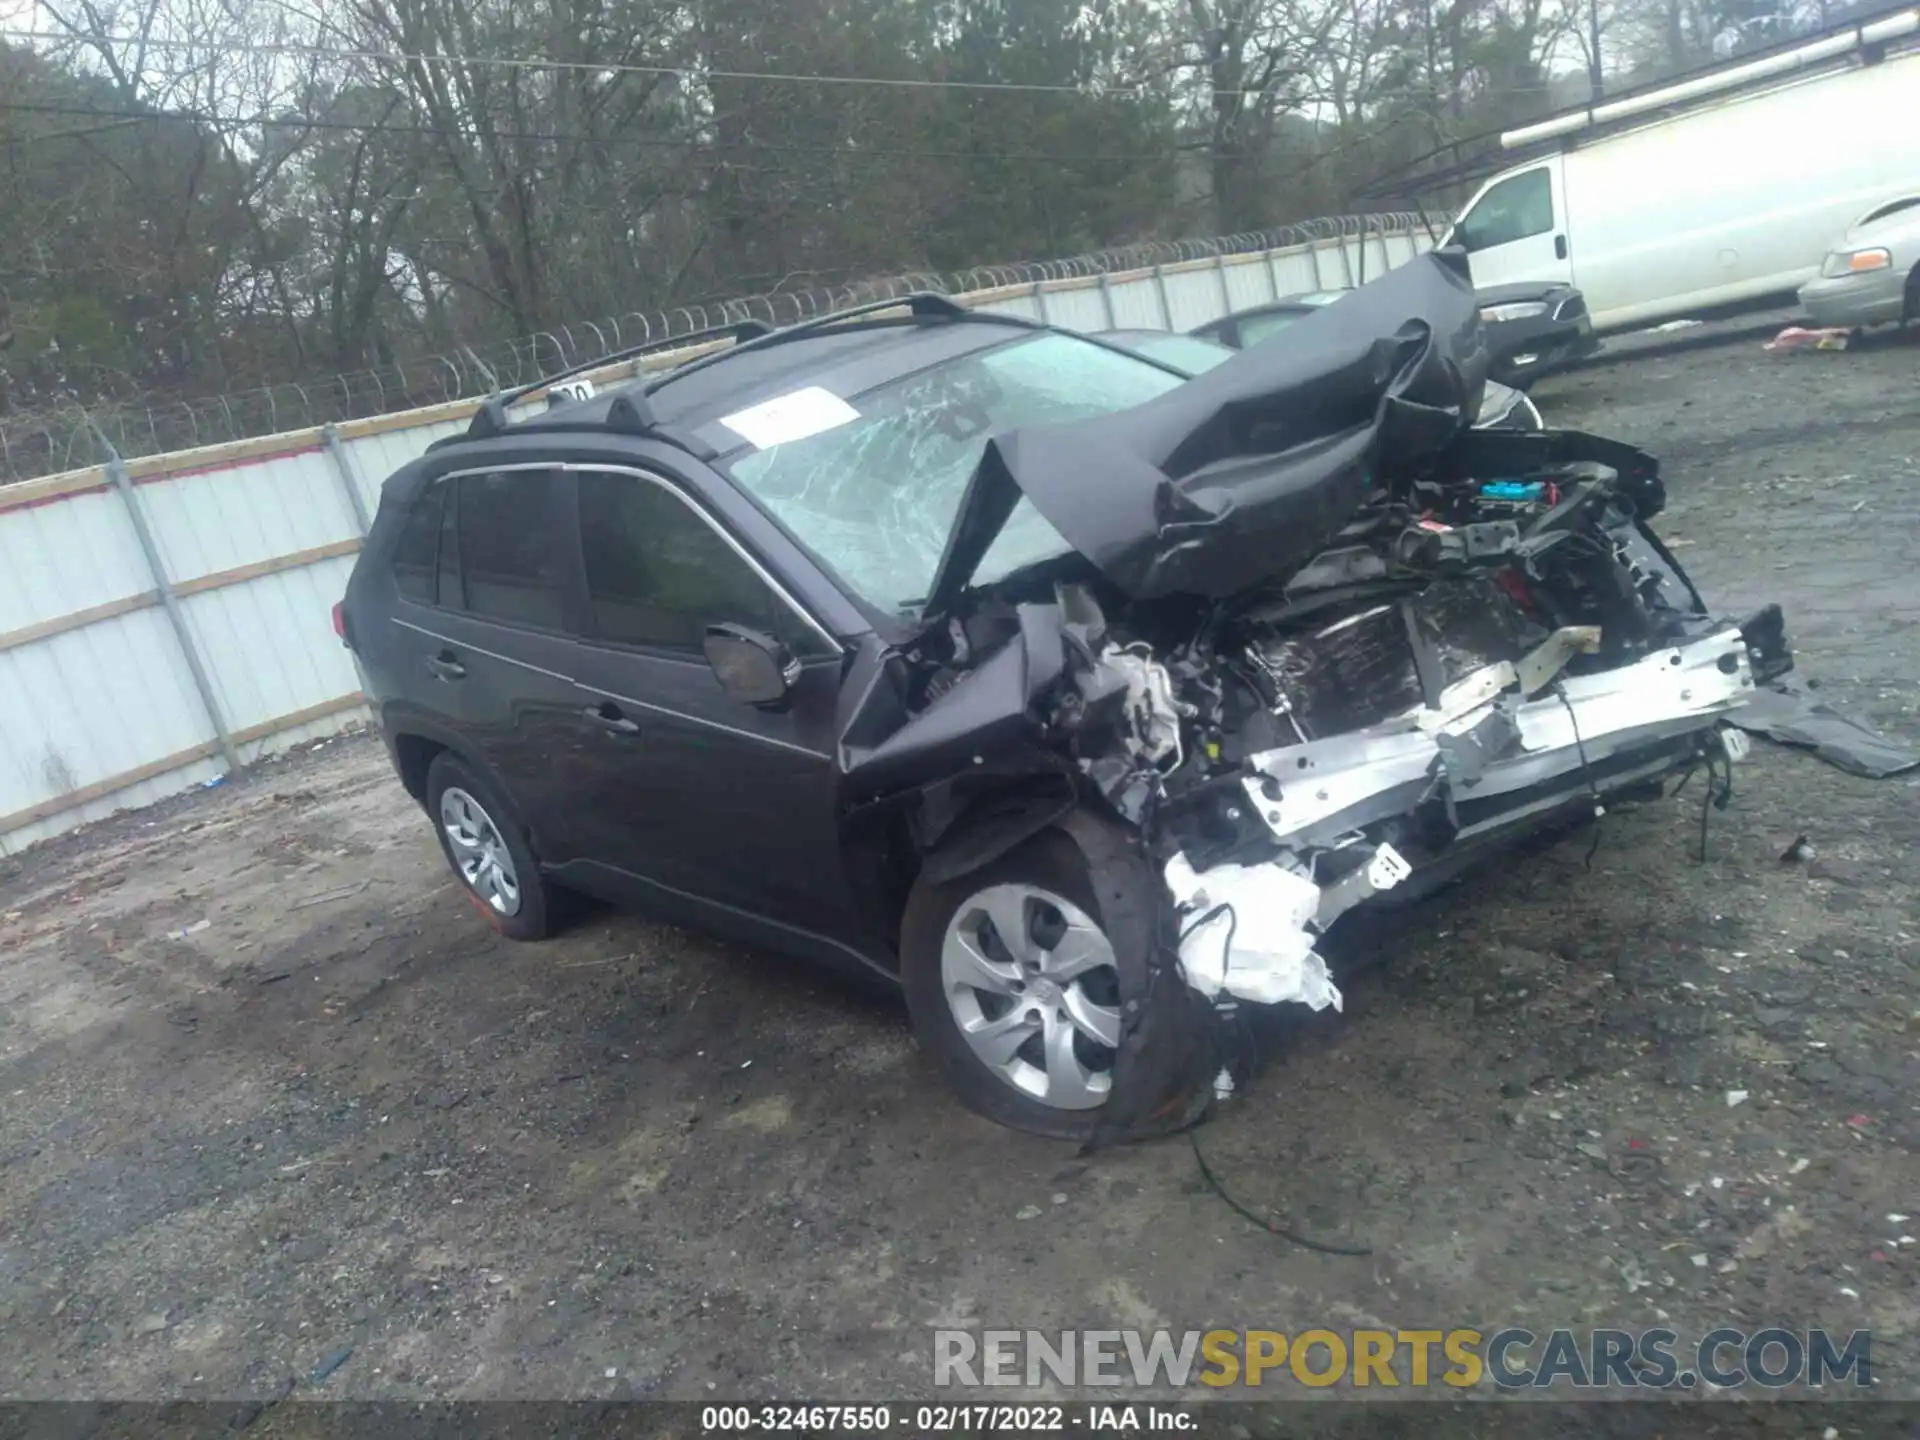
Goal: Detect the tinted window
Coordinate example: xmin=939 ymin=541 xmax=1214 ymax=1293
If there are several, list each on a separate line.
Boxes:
xmin=1133 ymin=334 xmax=1234 ymax=373
xmin=1456 ymin=167 xmax=1554 ymax=252
xmin=1236 ymin=308 xmax=1314 ymax=347
xmin=456 ymin=470 xmax=566 ymax=628
xmin=578 ymin=471 xmax=828 ymax=657
xmin=390 ymin=486 xmax=442 ymax=603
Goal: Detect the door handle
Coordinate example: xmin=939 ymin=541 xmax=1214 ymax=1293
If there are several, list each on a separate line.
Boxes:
xmin=425 ymin=652 xmax=466 ymax=681
xmin=582 ymin=704 xmax=641 ymax=736
xmin=1554 ymin=234 xmax=1568 ymax=260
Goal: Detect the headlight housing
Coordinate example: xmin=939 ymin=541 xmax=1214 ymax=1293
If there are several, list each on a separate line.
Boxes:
xmin=1820 ymin=247 xmax=1892 ymax=278
xmin=1480 ymin=301 xmax=1552 ymax=323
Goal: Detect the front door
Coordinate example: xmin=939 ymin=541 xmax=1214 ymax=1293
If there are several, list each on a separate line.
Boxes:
xmin=1450 ymin=157 xmax=1573 ymax=289
xmin=557 ymin=463 xmax=867 ymax=954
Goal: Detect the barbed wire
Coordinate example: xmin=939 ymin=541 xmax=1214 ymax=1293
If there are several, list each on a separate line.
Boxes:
xmin=0 ymin=212 xmax=1427 ymax=483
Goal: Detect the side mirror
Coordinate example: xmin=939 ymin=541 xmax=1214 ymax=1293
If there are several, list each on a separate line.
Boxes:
xmin=703 ymin=623 xmax=797 ymax=707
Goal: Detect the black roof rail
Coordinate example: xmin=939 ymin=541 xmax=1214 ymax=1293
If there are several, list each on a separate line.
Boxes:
xmin=641 ymin=289 xmax=1040 ymax=401
xmin=491 ymin=392 xmax=721 ymax=461
xmin=465 ymin=317 xmax=774 ymax=439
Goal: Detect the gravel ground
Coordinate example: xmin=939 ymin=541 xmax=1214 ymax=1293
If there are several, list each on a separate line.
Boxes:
xmin=2 ymin=329 xmax=1917 ymax=1415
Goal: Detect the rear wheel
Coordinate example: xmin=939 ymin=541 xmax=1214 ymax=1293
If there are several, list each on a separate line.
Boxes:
xmin=425 ymin=752 xmax=555 ymax=941
xmin=901 ymin=831 xmax=1127 ymax=1138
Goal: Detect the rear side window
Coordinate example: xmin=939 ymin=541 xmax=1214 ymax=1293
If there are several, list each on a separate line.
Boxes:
xmin=1235 ymin=309 xmax=1308 ymax=347
xmin=577 ymin=470 xmax=828 ymax=657
xmin=390 ymin=486 xmax=442 ymax=603
xmin=1456 ymin=167 xmax=1554 ymax=252
xmin=456 ymin=470 xmax=567 ymax=629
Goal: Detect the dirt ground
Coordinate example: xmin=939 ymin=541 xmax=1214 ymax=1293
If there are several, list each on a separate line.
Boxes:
xmin=2 ymin=328 xmax=1918 ymax=1411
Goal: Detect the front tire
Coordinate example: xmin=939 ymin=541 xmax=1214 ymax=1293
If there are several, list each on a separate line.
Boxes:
xmin=425 ymin=752 xmax=554 ymax=942
xmin=901 ymin=830 xmax=1130 ymax=1139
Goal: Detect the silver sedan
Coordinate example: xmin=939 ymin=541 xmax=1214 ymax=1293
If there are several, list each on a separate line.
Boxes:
xmin=1798 ymin=198 xmax=1920 ymax=329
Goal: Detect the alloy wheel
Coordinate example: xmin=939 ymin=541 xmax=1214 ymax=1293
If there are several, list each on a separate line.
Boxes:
xmin=439 ymin=786 xmax=523 ymax=917
xmin=940 ymin=883 xmax=1122 ymax=1110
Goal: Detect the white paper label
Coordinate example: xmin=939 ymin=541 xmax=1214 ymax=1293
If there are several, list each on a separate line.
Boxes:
xmin=718 ymin=386 xmax=859 ymax=450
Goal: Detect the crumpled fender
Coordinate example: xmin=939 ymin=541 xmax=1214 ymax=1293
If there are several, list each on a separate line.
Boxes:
xmin=838 ymin=604 xmax=1066 ymax=795
xmin=916 ymin=781 xmax=1079 ymax=888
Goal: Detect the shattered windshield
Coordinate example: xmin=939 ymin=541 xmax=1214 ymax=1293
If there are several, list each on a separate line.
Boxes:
xmin=723 ymin=332 xmax=1185 ymax=614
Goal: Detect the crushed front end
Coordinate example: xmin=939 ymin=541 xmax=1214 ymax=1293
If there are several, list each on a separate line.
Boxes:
xmin=1126 ymin=428 xmax=1792 ymax=1020
xmin=840 ymin=251 xmax=1793 ymax=1137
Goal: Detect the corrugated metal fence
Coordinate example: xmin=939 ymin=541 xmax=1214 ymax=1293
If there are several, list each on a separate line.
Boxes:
xmin=0 ymin=220 xmax=1432 ymax=853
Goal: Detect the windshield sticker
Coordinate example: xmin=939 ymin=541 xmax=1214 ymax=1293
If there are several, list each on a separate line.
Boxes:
xmin=718 ymin=386 xmax=860 ymax=450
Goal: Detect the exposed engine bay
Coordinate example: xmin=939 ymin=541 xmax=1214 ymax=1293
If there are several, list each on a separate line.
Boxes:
xmin=881 ymin=431 xmax=1789 ymax=1016
xmin=829 ymin=250 xmax=1794 ymax=1134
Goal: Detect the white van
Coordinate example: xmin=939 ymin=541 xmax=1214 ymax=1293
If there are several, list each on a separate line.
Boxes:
xmin=1447 ymin=7 xmax=1920 ymax=332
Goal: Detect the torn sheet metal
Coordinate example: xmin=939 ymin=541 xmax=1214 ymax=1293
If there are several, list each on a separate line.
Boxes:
xmin=1163 ymin=853 xmax=1343 ymax=1011
xmin=841 ymin=604 xmax=1065 ymax=792
xmin=1728 ymin=684 xmax=1920 ymax=778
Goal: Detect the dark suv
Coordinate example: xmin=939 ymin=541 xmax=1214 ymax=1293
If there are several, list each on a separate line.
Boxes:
xmin=342 ymin=259 xmax=1786 ymax=1142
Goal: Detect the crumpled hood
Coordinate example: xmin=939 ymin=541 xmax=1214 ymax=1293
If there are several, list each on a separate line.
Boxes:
xmin=923 ymin=247 xmax=1490 ymax=611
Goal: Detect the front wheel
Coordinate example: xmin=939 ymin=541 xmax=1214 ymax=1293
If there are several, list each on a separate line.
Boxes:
xmin=425 ymin=752 xmax=555 ymax=941
xmin=901 ymin=831 xmax=1129 ymax=1139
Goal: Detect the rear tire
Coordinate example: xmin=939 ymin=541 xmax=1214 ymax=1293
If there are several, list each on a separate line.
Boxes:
xmin=425 ymin=752 xmax=555 ymax=942
xmin=901 ymin=830 xmax=1130 ymax=1140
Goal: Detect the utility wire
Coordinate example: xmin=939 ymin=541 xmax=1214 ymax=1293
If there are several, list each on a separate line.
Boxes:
xmin=0 ymin=113 xmax=144 ymax=145
xmin=1 ymin=26 xmax=1215 ymax=97
xmin=0 ymin=93 xmax=1414 ymax=188
xmin=0 ymin=25 xmax=1578 ymax=100
xmin=0 ymin=99 xmax=1165 ymax=162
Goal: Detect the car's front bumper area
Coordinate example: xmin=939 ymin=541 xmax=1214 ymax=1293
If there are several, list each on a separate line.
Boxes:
xmin=1161 ymin=618 xmax=1789 ymax=1015
xmin=1798 ymin=268 xmax=1909 ymax=329
xmin=1486 ymin=312 xmax=1603 ymax=384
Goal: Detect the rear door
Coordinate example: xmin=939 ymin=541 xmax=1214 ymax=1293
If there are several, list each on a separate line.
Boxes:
xmin=558 ymin=463 xmax=862 ymax=948
xmin=1450 ymin=156 xmax=1574 ymax=289
xmin=390 ymin=464 xmax=602 ymax=862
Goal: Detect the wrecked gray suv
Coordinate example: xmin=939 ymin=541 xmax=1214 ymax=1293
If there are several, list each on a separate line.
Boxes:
xmin=344 ymin=249 xmax=1793 ymax=1143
